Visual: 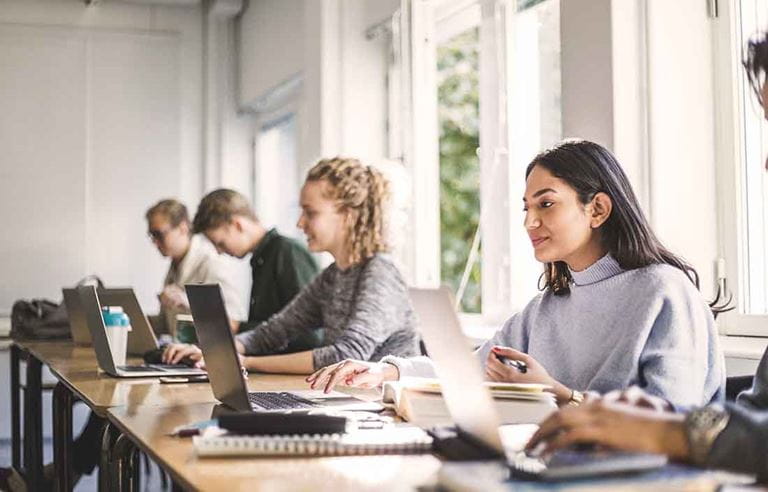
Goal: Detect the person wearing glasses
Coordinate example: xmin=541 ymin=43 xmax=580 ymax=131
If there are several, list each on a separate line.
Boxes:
xmin=525 ymin=32 xmax=768 ymax=481
xmin=145 ymin=199 xmax=245 ymax=335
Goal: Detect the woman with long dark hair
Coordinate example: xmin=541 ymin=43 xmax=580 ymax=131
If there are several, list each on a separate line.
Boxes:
xmin=525 ymin=31 xmax=768 ymax=481
xmin=308 ymin=139 xmax=724 ymax=410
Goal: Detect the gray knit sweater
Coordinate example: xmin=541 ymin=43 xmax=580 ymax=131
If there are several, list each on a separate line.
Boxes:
xmin=383 ymin=254 xmax=725 ymax=409
xmin=235 ymin=253 xmax=419 ymax=369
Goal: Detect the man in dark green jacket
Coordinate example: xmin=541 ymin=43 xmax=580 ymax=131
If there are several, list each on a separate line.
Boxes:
xmin=193 ymin=189 xmax=320 ymax=346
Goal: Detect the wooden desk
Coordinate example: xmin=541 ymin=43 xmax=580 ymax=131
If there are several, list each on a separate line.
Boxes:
xmin=11 ymin=340 xmax=436 ymax=491
xmin=107 ymin=377 xmax=442 ymax=491
xmin=10 ymin=339 xmax=223 ymax=491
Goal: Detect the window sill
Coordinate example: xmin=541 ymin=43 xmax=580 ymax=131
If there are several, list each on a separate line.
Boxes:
xmin=0 ymin=316 xmax=9 ymax=338
xmin=458 ymin=314 xmax=497 ymax=347
xmin=719 ymin=335 xmax=768 ymax=360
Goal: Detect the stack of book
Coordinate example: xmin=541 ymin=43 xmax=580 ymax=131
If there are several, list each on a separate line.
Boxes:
xmin=382 ymin=377 xmax=557 ymax=427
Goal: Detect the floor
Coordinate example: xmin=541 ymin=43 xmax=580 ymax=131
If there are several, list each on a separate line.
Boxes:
xmin=0 ymin=437 xmax=168 ymax=491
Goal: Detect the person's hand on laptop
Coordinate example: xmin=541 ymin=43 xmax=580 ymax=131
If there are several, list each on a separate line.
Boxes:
xmin=524 ymin=398 xmax=690 ymax=461
xmin=486 ymin=346 xmax=574 ymax=405
xmin=306 ymin=360 xmax=399 ymax=394
xmin=162 ymin=343 xmax=203 ymax=367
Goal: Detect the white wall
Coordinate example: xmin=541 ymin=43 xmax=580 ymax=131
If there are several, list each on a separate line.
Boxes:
xmin=645 ymin=0 xmax=718 ymax=298
xmin=207 ymin=15 xmax=254 ymax=196
xmin=234 ymin=0 xmax=400 ymax=271
xmin=562 ymin=0 xmax=718 ymax=299
xmin=239 ymin=0 xmax=398 ymax=168
xmin=239 ymin=0 xmax=305 ymax=106
xmin=338 ymin=0 xmax=397 ymax=160
xmin=0 ymin=1 xmax=204 ymax=314
xmin=560 ymin=0 xmax=614 ymax=150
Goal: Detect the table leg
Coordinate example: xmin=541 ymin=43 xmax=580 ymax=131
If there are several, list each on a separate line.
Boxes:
xmin=23 ymin=352 xmax=43 ymax=491
xmin=99 ymin=422 xmax=117 ymax=492
xmin=53 ymin=382 xmax=74 ymax=492
xmin=112 ymin=433 xmax=139 ymax=492
xmin=10 ymin=344 xmax=20 ymax=470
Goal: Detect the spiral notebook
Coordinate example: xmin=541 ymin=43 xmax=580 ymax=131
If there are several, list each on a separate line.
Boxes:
xmin=193 ymin=426 xmax=433 ymax=457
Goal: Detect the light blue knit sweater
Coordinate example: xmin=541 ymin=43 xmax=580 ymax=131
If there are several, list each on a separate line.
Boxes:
xmin=384 ymin=254 xmax=725 ymax=409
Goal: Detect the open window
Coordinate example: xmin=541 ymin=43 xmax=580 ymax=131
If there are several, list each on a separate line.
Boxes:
xmin=715 ymin=0 xmax=768 ymax=336
xmin=393 ymin=0 xmax=563 ymax=327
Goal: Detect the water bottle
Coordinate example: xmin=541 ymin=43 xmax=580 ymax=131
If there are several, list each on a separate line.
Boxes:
xmin=102 ymin=306 xmax=131 ymax=367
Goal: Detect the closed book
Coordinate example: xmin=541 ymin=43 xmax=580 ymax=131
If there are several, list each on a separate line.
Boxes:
xmin=382 ymin=378 xmax=556 ymax=427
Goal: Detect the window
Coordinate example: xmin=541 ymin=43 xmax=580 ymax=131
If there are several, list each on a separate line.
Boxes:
xmin=715 ymin=0 xmax=768 ymax=336
xmin=394 ymin=0 xmax=563 ymax=324
xmin=738 ymin=0 xmax=768 ymax=315
xmin=253 ymin=113 xmax=303 ymax=240
xmin=436 ymin=13 xmax=481 ymax=313
xmin=504 ymin=0 xmax=563 ymax=311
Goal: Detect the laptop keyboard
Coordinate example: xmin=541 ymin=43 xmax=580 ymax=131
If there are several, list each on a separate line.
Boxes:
xmin=509 ymin=452 xmax=547 ymax=475
xmin=117 ymin=365 xmax=163 ymax=372
xmin=149 ymin=364 xmax=190 ymax=371
xmin=247 ymin=392 xmax=318 ymax=410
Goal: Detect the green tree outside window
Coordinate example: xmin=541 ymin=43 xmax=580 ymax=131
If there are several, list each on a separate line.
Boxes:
xmin=437 ymin=27 xmax=481 ymax=313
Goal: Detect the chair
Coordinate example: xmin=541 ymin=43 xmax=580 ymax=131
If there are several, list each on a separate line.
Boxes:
xmin=725 ymin=375 xmax=754 ymax=401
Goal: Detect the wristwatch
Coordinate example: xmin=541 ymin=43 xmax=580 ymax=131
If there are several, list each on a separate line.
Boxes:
xmin=567 ymin=389 xmax=585 ymax=406
xmin=684 ymin=405 xmax=730 ymax=465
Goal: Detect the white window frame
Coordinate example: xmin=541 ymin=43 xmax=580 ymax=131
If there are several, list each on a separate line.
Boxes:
xmin=400 ymin=0 xmax=515 ymax=324
xmin=399 ymin=0 xmax=555 ymax=327
xmin=253 ymin=109 xmax=301 ymax=235
xmin=713 ymin=0 xmax=768 ymax=337
xmin=399 ymin=0 xmax=442 ymax=289
xmin=247 ymin=75 xmax=305 ymax=242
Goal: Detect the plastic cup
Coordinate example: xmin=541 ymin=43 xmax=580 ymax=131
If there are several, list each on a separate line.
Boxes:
xmin=175 ymin=314 xmax=197 ymax=344
xmin=105 ymin=324 xmax=130 ymax=366
xmin=102 ymin=307 xmax=131 ymax=367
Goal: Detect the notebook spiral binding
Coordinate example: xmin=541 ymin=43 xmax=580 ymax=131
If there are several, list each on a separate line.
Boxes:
xmin=194 ymin=428 xmax=434 ymax=457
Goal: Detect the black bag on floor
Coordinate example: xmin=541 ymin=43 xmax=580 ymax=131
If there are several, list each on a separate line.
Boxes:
xmin=11 ymin=275 xmax=103 ymax=340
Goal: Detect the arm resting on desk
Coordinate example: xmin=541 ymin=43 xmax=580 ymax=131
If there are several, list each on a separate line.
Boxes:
xmin=234 ymin=340 xmax=314 ymax=374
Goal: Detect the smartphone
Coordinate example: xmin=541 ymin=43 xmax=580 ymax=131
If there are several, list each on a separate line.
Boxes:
xmin=159 ymin=375 xmax=209 ymax=384
xmin=494 ymin=353 xmax=528 ymax=373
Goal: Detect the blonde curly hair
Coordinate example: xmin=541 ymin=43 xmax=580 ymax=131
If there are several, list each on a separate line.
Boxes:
xmin=306 ymin=157 xmax=390 ymax=266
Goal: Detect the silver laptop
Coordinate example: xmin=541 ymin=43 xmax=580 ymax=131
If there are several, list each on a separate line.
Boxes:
xmin=186 ymin=283 xmax=383 ymax=413
xmin=63 ymin=288 xmax=91 ymax=345
xmin=411 ymin=287 xmax=668 ymax=481
xmin=64 ymin=287 xmax=159 ymax=355
xmin=78 ymin=285 xmax=205 ymax=378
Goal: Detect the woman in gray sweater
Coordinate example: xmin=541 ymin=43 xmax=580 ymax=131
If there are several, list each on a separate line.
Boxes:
xmin=309 ymin=140 xmax=725 ymax=409
xmin=525 ymin=31 xmax=768 ymax=481
xmin=165 ymin=157 xmax=419 ymax=373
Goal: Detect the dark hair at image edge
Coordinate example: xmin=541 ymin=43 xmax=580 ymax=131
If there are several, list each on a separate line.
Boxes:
xmin=743 ymin=31 xmax=768 ymax=105
xmin=526 ymin=140 xmax=729 ymax=317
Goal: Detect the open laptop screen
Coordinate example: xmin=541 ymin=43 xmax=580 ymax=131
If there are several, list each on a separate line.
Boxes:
xmin=186 ymin=284 xmax=251 ymax=411
xmin=410 ymin=287 xmax=505 ymax=454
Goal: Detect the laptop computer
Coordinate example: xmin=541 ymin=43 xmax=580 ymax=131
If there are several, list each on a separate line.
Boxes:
xmin=78 ymin=285 xmax=205 ymax=378
xmin=411 ymin=287 xmax=668 ymax=481
xmin=186 ymin=283 xmax=383 ymax=413
xmin=64 ymin=287 xmax=159 ymax=356
xmin=63 ymin=287 xmax=91 ymax=345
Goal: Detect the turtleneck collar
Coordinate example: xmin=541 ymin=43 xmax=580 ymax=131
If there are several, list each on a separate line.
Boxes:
xmin=568 ymin=253 xmax=624 ymax=286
